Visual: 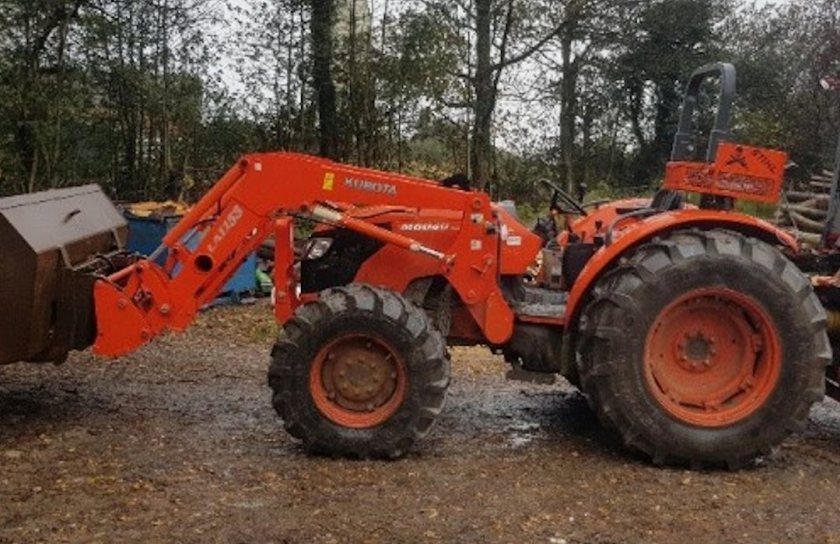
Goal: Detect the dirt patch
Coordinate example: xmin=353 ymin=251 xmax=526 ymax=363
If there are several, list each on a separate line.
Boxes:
xmin=1 ymin=301 xmax=839 ymax=543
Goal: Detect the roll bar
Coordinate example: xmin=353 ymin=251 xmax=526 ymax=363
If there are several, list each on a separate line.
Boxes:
xmin=671 ymin=62 xmax=737 ymax=163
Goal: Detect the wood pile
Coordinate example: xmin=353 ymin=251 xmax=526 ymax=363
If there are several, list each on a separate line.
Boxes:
xmin=774 ymin=169 xmax=836 ymax=247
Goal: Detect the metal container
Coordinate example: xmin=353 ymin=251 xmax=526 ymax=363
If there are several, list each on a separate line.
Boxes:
xmin=0 ymin=185 xmax=127 ymax=364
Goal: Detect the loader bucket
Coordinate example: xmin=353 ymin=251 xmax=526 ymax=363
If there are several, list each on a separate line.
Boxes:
xmin=0 ymin=185 xmax=127 ymax=365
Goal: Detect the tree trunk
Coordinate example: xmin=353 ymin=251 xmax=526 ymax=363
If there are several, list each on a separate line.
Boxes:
xmin=559 ymin=28 xmax=577 ymax=193
xmin=582 ymin=103 xmax=593 ymax=187
xmin=471 ymin=0 xmax=494 ymax=190
xmin=50 ymin=12 xmax=72 ymax=188
xmin=381 ymin=0 xmax=390 ymax=47
xmin=27 ymin=148 xmax=39 ymax=194
xmin=606 ymin=109 xmax=619 ymax=184
xmin=298 ymin=4 xmax=308 ymax=150
xmin=311 ymin=0 xmax=338 ymax=160
xmin=653 ymin=84 xmax=678 ymax=164
xmin=285 ymin=3 xmax=294 ymax=149
xmin=348 ymin=0 xmax=360 ymax=163
xmin=628 ymin=81 xmax=646 ymax=149
xmin=161 ymin=0 xmax=174 ymax=198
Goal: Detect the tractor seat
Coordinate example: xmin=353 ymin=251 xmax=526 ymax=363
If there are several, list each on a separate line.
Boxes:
xmin=650 ymin=189 xmax=683 ymax=210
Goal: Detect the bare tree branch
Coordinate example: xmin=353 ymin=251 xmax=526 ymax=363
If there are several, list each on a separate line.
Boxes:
xmin=492 ymin=0 xmax=515 ymax=92
xmin=489 ymin=20 xmax=565 ymax=72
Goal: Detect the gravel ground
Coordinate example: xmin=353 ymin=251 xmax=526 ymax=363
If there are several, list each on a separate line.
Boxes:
xmin=1 ymin=301 xmax=838 ymax=544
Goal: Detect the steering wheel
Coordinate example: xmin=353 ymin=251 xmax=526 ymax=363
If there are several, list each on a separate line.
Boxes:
xmin=538 ymin=179 xmax=588 ymax=216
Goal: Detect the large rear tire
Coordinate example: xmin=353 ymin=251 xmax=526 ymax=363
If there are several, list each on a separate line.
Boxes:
xmin=269 ymin=284 xmax=450 ymax=459
xmin=578 ymin=229 xmax=830 ymax=468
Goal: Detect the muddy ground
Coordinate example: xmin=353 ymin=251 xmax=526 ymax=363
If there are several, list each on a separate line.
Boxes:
xmin=1 ymin=301 xmax=838 ymax=544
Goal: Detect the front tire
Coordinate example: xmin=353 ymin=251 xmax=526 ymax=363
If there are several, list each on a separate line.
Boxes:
xmin=269 ymin=284 xmax=450 ymax=459
xmin=578 ymin=229 xmax=829 ymax=468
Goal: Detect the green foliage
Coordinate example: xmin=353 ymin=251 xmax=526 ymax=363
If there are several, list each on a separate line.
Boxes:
xmin=723 ymin=1 xmax=840 ymax=175
xmin=610 ymin=0 xmax=723 ymax=184
xmin=0 ymin=0 xmax=835 ymax=212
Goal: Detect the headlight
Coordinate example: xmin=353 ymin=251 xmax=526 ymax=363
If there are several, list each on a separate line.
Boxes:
xmin=303 ymin=237 xmax=333 ymax=260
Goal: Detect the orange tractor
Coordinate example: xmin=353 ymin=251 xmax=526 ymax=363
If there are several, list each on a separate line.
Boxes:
xmin=0 ymin=63 xmax=836 ymax=468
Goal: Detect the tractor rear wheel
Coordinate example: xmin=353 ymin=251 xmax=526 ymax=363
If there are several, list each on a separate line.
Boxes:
xmin=269 ymin=284 xmax=450 ymax=459
xmin=578 ymin=229 xmax=830 ymax=468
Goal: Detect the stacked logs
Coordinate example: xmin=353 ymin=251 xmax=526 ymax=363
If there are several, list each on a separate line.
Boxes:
xmin=775 ymin=170 xmax=836 ymax=247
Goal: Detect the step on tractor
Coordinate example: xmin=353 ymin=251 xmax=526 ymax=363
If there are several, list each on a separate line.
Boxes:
xmin=1 ymin=63 xmax=837 ymax=468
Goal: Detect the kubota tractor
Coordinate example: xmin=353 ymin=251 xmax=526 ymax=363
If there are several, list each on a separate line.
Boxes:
xmin=0 ymin=63 xmax=836 ymax=468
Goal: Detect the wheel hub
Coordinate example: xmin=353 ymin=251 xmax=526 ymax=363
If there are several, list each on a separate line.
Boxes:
xmin=644 ymin=288 xmax=781 ymax=427
xmin=325 ymin=343 xmax=398 ymax=409
xmin=310 ymin=334 xmax=406 ymax=428
xmin=678 ymin=331 xmax=716 ymax=371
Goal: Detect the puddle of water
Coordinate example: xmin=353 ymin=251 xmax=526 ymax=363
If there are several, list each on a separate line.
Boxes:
xmin=509 ymin=435 xmax=533 ymax=448
xmin=507 ymin=421 xmax=540 ymax=433
xmin=506 ymin=420 xmax=541 ymax=448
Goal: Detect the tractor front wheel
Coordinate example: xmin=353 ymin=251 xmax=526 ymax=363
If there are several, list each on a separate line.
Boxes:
xmin=269 ymin=284 xmax=450 ymax=459
xmin=578 ymin=229 xmax=829 ymax=468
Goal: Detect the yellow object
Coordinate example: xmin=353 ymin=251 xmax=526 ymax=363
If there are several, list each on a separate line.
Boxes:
xmin=125 ymin=200 xmax=190 ymax=218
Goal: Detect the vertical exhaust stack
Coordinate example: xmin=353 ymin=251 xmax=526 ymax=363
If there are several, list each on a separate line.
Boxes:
xmin=0 ymin=185 xmax=128 ymax=365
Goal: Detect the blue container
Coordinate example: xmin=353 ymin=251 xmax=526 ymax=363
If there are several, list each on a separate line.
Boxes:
xmin=124 ymin=213 xmax=256 ymax=297
xmin=124 ymin=214 xmax=179 ymax=260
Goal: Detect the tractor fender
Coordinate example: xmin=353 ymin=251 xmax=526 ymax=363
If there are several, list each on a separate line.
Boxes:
xmin=564 ymin=209 xmax=798 ymax=330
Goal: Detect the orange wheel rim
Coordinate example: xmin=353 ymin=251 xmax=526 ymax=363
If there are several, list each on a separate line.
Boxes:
xmin=309 ymin=334 xmax=407 ymax=429
xmin=644 ymin=287 xmax=782 ymax=428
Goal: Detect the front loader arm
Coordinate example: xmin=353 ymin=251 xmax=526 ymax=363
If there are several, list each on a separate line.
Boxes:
xmin=93 ymin=152 xmax=516 ymax=357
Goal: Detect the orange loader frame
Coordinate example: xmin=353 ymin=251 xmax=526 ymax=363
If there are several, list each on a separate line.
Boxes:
xmin=93 ymin=153 xmax=521 ymax=357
